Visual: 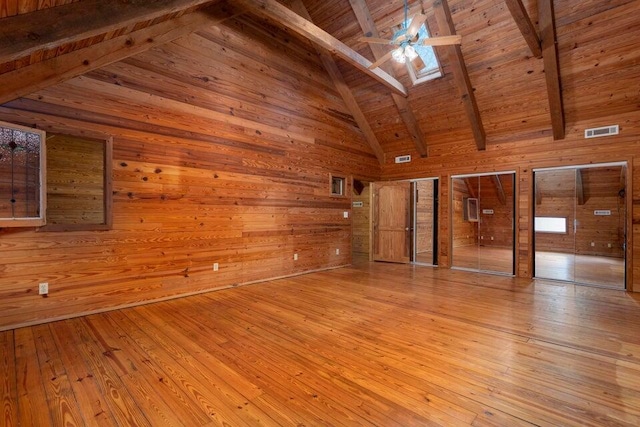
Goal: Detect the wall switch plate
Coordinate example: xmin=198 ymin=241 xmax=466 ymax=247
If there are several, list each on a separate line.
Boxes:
xmin=336 ymin=248 xmax=340 ymax=255
xmin=39 ymin=282 xmax=49 ymax=295
xmin=294 ymin=253 xmax=298 ymax=261
xmin=343 ymin=211 xmax=349 ymax=218
xmin=213 ymin=263 xmax=219 ymax=271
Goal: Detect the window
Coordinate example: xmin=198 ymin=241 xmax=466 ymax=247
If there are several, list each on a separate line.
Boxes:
xmin=0 ymin=121 xmax=46 ymax=227
xmin=405 ymin=20 xmax=444 ymax=85
xmin=331 ymin=175 xmax=345 ymax=196
xmin=40 ymin=133 xmax=113 ymax=231
xmin=535 ymin=217 xmax=567 ymax=234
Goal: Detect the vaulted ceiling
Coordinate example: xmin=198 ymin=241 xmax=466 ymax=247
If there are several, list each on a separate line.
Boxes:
xmin=1 ymin=0 xmax=638 ymax=164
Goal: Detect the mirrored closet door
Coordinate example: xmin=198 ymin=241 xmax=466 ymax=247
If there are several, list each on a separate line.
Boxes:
xmin=451 ymin=172 xmax=515 ymax=275
xmin=534 ymin=163 xmax=626 ymax=289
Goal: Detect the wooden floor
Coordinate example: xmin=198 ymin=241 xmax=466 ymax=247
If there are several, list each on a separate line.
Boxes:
xmin=3 ymin=261 xmax=640 ymax=426
xmin=535 ymin=251 xmax=626 ymax=289
xmin=452 ymin=245 xmax=514 ymax=274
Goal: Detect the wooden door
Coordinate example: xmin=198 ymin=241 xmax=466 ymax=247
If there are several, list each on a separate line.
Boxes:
xmin=372 ymin=181 xmax=411 ymax=263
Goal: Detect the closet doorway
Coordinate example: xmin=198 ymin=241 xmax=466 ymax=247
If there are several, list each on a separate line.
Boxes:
xmin=451 ymin=172 xmax=515 ymax=275
xmin=371 ymin=179 xmax=439 ymax=266
xmin=533 ymin=163 xmax=627 ymax=289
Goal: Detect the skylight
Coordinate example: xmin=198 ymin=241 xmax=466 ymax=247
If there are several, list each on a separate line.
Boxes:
xmin=406 ymin=21 xmax=443 ymax=85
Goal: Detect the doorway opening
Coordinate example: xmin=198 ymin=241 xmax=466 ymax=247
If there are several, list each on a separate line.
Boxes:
xmin=533 ymin=163 xmax=627 ymax=289
xmin=450 ymin=172 xmax=516 ymax=275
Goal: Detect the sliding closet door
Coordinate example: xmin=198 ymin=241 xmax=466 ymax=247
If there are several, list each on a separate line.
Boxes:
xmin=477 ymin=174 xmax=514 ymax=274
xmin=534 ymin=164 xmax=626 ymax=289
xmin=451 ymin=173 xmax=515 ymax=275
xmin=533 ymin=169 xmax=577 ymax=282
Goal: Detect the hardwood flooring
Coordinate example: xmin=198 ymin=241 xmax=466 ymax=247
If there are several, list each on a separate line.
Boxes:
xmin=452 ymin=245 xmax=514 ymax=274
xmin=2 ymin=261 xmax=640 ymax=426
xmin=535 ymin=251 xmax=626 ymax=289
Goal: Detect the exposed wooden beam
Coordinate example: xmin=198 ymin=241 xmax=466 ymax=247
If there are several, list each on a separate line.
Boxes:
xmin=348 ymin=0 xmax=430 ymax=157
xmin=576 ymin=168 xmax=585 ymax=205
xmin=504 ymin=0 xmax=542 ymax=58
xmin=538 ymin=0 xmax=565 ymax=140
xmin=464 ymin=179 xmax=478 ymax=199
xmin=0 ymin=0 xmax=221 ymax=65
xmin=433 ymin=0 xmax=486 ymax=151
xmin=289 ymin=0 xmax=385 ymax=164
xmin=492 ymin=175 xmax=506 ymax=205
xmin=0 ymin=4 xmax=238 ymax=106
xmin=234 ymin=0 xmax=408 ymax=97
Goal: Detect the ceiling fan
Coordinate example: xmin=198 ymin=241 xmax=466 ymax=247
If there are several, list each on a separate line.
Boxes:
xmin=359 ymin=0 xmax=461 ymax=69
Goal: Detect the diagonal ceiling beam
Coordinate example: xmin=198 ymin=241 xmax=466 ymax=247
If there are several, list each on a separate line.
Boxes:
xmin=491 ymin=175 xmax=506 ymax=205
xmin=234 ymin=0 xmax=408 ymax=97
xmin=0 ymin=4 xmax=239 ymax=106
xmin=0 ymin=0 xmax=222 ymax=65
xmin=348 ymin=0 xmax=430 ymax=158
xmin=433 ymin=0 xmax=486 ymax=151
xmin=290 ymin=0 xmax=385 ymax=163
xmin=504 ymin=0 xmax=542 ymax=58
xmin=538 ymin=0 xmax=565 ymax=140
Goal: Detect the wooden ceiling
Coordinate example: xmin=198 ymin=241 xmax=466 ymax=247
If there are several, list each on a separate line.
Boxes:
xmin=1 ymin=0 xmax=639 ymax=164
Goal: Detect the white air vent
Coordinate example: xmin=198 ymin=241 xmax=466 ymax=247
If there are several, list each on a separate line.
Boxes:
xmin=585 ymin=125 xmax=619 ymax=138
xmin=395 ymin=154 xmax=411 ymax=164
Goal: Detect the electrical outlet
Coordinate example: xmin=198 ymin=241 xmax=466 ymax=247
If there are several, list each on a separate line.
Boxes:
xmin=38 ymin=282 xmax=49 ymax=295
xmin=608 ymin=243 xmax=612 ymax=248
xmin=213 ymin=263 xmax=219 ymax=271
xmin=294 ymin=253 xmax=298 ymax=261
xmin=343 ymin=211 xmax=349 ymax=218
xmin=591 ymin=242 xmax=595 ymax=247
xmin=335 ymin=248 xmax=340 ymax=255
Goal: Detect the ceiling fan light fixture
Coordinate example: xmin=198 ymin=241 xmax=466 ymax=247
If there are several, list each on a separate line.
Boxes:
xmin=404 ymin=45 xmax=418 ymax=61
xmin=392 ymin=47 xmax=407 ymax=63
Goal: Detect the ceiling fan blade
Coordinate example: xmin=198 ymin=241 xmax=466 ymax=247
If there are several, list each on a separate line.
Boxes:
xmin=419 ymin=34 xmax=462 ymax=46
xmin=358 ymin=36 xmax=393 ymax=45
xmin=368 ymin=49 xmax=394 ymax=69
xmin=407 ymin=13 xmax=428 ymax=38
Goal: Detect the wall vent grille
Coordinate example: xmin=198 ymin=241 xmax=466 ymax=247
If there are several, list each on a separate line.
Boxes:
xmin=395 ymin=154 xmax=411 ymax=164
xmin=585 ymin=125 xmax=619 ymax=138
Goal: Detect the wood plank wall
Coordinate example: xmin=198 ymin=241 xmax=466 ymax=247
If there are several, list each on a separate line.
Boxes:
xmin=351 ymin=182 xmax=370 ymax=255
xmin=0 ymin=16 xmax=381 ymax=330
xmin=415 ymin=180 xmax=434 ymax=254
xmin=46 ymin=134 xmax=105 ymax=226
xmin=384 ymin=112 xmax=639 ymax=289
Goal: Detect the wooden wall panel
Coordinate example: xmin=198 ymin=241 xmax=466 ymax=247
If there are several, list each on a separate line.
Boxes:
xmin=351 ymin=182 xmax=370 ymax=255
xmin=0 ymin=15 xmax=381 ymax=330
xmin=46 ymin=134 xmax=104 ymax=225
xmin=415 ymin=180 xmax=434 ymax=254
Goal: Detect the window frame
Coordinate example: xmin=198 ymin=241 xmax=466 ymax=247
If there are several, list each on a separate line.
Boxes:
xmin=534 ymin=216 xmax=568 ymax=234
xmin=0 ymin=121 xmax=47 ymax=227
xmin=330 ymin=174 xmax=346 ymax=197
